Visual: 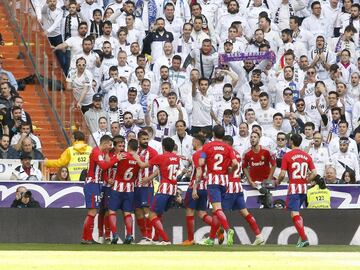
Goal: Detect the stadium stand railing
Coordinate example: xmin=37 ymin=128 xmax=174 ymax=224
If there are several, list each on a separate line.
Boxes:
xmin=0 ymin=0 xmax=95 ymax=179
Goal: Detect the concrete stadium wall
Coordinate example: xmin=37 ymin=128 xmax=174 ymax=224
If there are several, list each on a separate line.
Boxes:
xmin=0 ymin=209 xmax=359 ymax=245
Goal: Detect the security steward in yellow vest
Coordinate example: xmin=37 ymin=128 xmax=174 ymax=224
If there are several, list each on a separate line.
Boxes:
xmin=45 ymin=131 xmax=92 ymax=181
xmin=306 ymin=175 xmax=331 ymax=209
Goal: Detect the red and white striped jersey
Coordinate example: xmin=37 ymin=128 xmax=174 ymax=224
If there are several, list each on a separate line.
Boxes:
xmin=149 ymin=152 xmax=180 ymax=195
xmin=207 ymin=173 xmax=229 ymax=186
xmin=227 ymin=150 xmax=243 ymax=194
xmin=202 ymin=140 xmax=236 ymax=186
xmin=281 ymin=148 xmax=316 ymax=195
xmin=189 ymin=150 xmax=206 ymax=190
xmin=103 ymin=150 xmax=119 ymax=188
xmin=135 ymin=146 xmax=158 ymax=188
xmin=113 ymin=152 xmax=141 ymax=192
xmin=86 ymin=147 xmax=117 ymax=184
xmin=157 ymin=182 xmax=177 ymax=196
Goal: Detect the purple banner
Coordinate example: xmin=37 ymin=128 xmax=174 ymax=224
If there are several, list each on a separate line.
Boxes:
xmin=0 ymin=181 xmax=359 ymax=208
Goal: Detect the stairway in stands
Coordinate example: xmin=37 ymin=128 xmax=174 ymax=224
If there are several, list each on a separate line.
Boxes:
xmin=0 ymin=5 xmax=68 ymax=159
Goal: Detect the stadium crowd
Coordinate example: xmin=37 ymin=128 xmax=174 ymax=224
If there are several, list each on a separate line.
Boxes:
xmin=1 ymin=0 xmax=360 ymax=184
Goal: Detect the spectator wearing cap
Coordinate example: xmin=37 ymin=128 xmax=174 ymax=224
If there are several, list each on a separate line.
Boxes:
xmin=0 ymin=59 xmax=18 ymax=90
xmin=106 ymin=95 xmax=124 ymax=127
xmin=11 ymin=122 xmax=42 ymax=153
xmin=84 ymin=93 xmax=107 ymax=134
xmin=121 ymin=87 xmax=145 ymax=126
xmin=10 ymin=153 xmax=43 ymax=181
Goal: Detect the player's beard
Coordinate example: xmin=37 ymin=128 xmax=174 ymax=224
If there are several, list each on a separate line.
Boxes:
xmin=140 ymin=142 xmax=148 ymax=149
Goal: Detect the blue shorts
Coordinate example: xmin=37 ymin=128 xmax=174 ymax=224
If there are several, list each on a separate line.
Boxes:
xmin=150 ymin=193 xmax=174 ymax=215
xmin=84 ymin=182 xmax=102 ymax=209
xmin=207 ymin=185 xmax=226 ymax=203
xmin=134 ymin=187 xmax=154 ymax=209
xmin=108 ymin=190 xmax=135 ymax=212
xmin=99 ymin=186 xmax=112 ymax=211
xmin=286 ymin=194 xmax=307 ymax=211
xmin=184 ymin=188 xmax=208 ymax=211
xmin=222 ymin=192 xmax=246 ymax=211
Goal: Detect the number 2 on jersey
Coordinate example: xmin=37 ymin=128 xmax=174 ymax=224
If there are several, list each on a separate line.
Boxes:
xmin=213 ymin=154 xmax=223 ymax=171
xmin=291 ymin=162 xmax=308 ymax=180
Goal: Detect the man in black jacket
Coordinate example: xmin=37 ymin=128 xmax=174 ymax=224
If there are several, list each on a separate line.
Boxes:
xmin=11 ymin=187 xmax=40 ymax=208
xmin=0 ymin=134 xmax=19 ymax=159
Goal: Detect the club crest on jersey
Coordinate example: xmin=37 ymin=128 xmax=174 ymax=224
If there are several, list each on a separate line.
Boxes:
xmin=261 ymin=156 xmax=264 ymax=161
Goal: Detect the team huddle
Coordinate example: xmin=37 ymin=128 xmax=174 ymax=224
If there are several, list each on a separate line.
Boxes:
xmin=81 ymin=124 xmax=316 ymax=247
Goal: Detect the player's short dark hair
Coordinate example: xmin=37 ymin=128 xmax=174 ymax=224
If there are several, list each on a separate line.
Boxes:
xmin=311 ymin=1 xmax=320 ymax=9
xmin=137 ymin=130 xmax=149 ymax=139
xmin=277 ymin=132 xmax=287 ymax=138
xmin=290 ymin=133 xmax=302 ymax=147
xmin=331 ymin=107 xmax=342 ymax=114
xmin=100 ymin=135 xmax=113 ymax=144
xmin=73 ymin=131 xmax=85 ymax=141
xmin=223 ymin=135 xmax=233 ymax=146
xmin=338 ymin=120 xmax=349 ymax=127
xmin=328 ymin=91 xmax=339 ymax=98
xmin=289 ymin=16 xmax=299 ymax=25
xmin=175 ymin=119 xmax=186 ymax=127
xmin=252 ymin=124 xmax=262 ymax=131
xmin=213 ymin=125 xmax=225 ymax=139
xmin=259 ymin=92 xmax=269 ymax=99
xmin=168 ymin=91 xmax=177 ymax=98
xmin=172 ymin=55 xmax=182 ymax=62
xmin=78 ymin=21 xmax=88 ymax=29
xmin=223 ymin=109 xmax=233 ymax=116
xmin=273 ymin=113 xmax=283 ymax=119
xmin=127 ymin=139 xmax=138 ymax=151
xmin=304 ymin=122 xmax=315 ymax=130
xmin=103 ymin=20 xmax=112 ymax=27
xmin=199 ymin=77 xmax=209 ymax=84
xmin=193 ymin=134 xmax=205 ymax=145
xmin=123 ymin=111 xmax=133 ymax=118
xmin=113 ymin=135 xmax=125 ymax=145
xmin=162 ymin=137 xmax=175 ymax=152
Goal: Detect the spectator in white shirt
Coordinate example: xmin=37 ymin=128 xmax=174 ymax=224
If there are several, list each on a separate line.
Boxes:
xmin=42 ymin=0 xmax=66 ymax=71
xmin=54 ymin=21 xmax=88 ymax=75
xmin=163 ymin=92 xmax=188 ymax=127
xmin=171 ymin=119 xmax=193 ymax=168
xmin=302 ymin=1 xmax=333 ymax=40
xmin=89 ymin=116 xmax=112 ymax=147
xmin=256 ymin=92 xmax=278 ymax=130
xmin=191 ymin=77 xmax=215 ymax=135
xmin=330 ymin=136 xmax=360 ymax=181
xmin=66 ymin=57 xmax=94 ymax=113
xmin=121 ymin=87 xmax=145 ymax=126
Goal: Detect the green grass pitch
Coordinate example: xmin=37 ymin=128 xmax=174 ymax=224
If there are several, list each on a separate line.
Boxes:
xmin=0 ymin=244 xmax=359 ymax=270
